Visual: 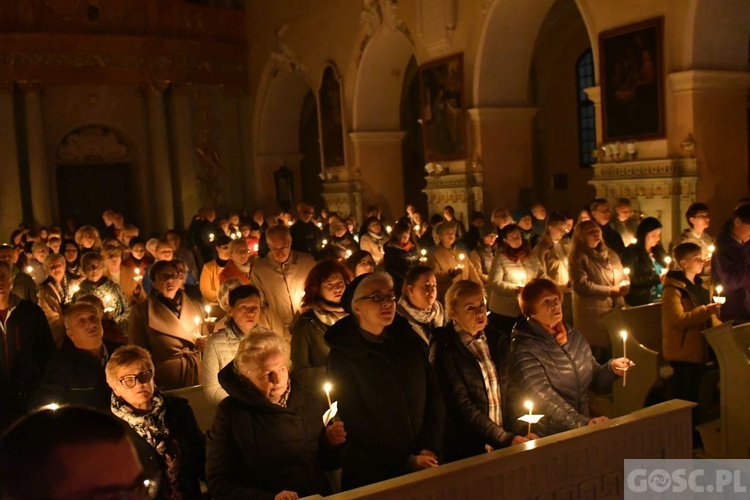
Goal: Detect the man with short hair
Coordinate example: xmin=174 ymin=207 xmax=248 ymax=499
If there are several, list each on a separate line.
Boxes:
xmin=0 ymin=244 xmax=38 ymax=303
xmin=30 ymin=303 xmax=113 ymax=411
xmin=0 ymin=406 xmax=154 ymax=500
xmin=251 ymin=225 xmax=315 ymax=339
xmin=590 ymin=198 xmax=625 ymax=256
xmin=611 ymin=198 xmax=639 ymax=247
xmin=677 ymin=202 xmax=714 ymax=261
xmin=290 ymin=202 xmax=322 ymax=258
xmin=26 ymin=241 xmax=49 ymax=285
xmin=0 ymin=261 xmax=56 ymax=428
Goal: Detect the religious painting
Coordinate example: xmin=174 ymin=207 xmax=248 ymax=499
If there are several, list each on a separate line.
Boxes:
xmin=599 ymin=17 xmax=665 ymax=142
xmin=318 ymin=65 xmax=346 ymax=168
xmin=418 ymin=53 xmax=467 ymax=162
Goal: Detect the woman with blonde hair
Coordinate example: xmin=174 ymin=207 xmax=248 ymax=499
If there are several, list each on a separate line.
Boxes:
xmin=569 ymin=219 xmax=629 ymax=361
xmin=74 ymin=225 xmax=103 ymax=255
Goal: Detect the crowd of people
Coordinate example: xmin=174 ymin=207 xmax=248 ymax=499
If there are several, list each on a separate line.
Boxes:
xmin=0 ymin=196 xmax=749 ymax=499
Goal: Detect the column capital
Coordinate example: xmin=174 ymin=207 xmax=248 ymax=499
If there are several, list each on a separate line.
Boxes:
xmin=138 ymin=80 xmax=171 ymax=97
xmin=18 ymin=81 xmax=43 ymax=96
xmin=467 ymin=107 xmax=538 ymax=123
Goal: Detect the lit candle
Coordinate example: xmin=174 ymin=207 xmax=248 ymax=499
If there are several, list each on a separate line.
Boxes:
xmin=25 ymin=265 xmax=33 ymax=273
xmin=524 ymin=400 xmax=533 ymax=436
xmin=103 ymin=294 xmax=115 ymax=313
xmin=345 ymin=249 xmax=352 ymax=258
xmin=458 ymin=253 xmax=466 ymax=261
xmin=323 ymin=382 xmax=333 ymax=410
xmin=414 ymin=224 xmax=421 ymax=232
xmin=209 ymin=233 xmax=215 ymax=242
xmin=253 ymin=243 xmax=259 ymax=253
xmin=421 ymin=249 xmax=427 ymax=257
xmin=623 ymin=267 xmax=631 ymax=277
xmin=322 ymin=239 xmax=328 ymax=247
xmin=620 ymin=330 xmax=628 ymax=387
xmin=714 ymin=284 xmax=726 ymax=304
xmin=71 ymin=284 xmax=80 ymax=294
xmin=708 ymin=244 xmax=715 ymax=258
xmin=134 ymin=267 xmax=142 ymax=282
xmin=386 ymin=225 xmax=392 ymax=234
xmin=317 ymin=222 xmax=323 ymax=229
xmin=230 ymin=233 xmax=237 ymax=240
xmin=205 ymin=304 xmax=211 ymax=317
xmin=193 ymin=316 xmax=201 ymax=327
xmin=664 ymin=256 xmax=672 ymax=266
xmin=287 ymin=220 xmax=293 ymax=227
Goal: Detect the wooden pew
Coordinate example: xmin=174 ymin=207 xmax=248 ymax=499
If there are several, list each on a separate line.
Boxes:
xmin=163 ymin=384 xmax=216 ymax=433
xmin=602 ymin=303 xmax=670 ymax=417
xmin=303 ymin=400 xmax=694 ymax=500
xmin=701 ymin=322 xmax=750 ymax=458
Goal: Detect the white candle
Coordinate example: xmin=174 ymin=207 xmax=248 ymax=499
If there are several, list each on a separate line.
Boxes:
xmin=253 ymin=243 xmax=259 ymax=253
xmin=620 ymin=330 xmax=628 ymax=387
xmin=345 ymin=249 xmax=353 ymax=258
xmin=322 ymin=239 xmax=328 ymax=247
xmin=25 ymin=266 xmax=33 ymax=273
xmin=664 ymin=256 xmax=672 ymax=266
xmin=386 ymin=225 xmax=392 ymax=234
xmin=713 ymin=285 xmax=726 ymax=304
xmin=323 ymin=382 xmax=333 ymax=410
xmin=524 ymin=400 xmax=533 ymax=436
xmin=193 ymin=316 xmax=201 ymax=326
xmin=205 ymin=305 xmax=211 ymax=317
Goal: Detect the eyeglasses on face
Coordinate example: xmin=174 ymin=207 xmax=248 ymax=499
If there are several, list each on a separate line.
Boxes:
xmin=118 ymin=369 xmax=153 ymax=389
xmin=357 ymin=292 xmax=397 ymax=304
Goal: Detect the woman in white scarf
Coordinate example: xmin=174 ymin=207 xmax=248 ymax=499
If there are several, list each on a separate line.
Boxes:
xmin=397 ymin=265 xmax=446 ymax=350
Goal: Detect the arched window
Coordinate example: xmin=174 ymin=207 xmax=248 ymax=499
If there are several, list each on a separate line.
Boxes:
xmin=576 ymin=48 xmax=596 ymax=167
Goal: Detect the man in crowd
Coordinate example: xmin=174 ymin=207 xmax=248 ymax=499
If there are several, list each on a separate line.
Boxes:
xmin=251 ymin=225 xmax=315 ymax=339
xmin=290 ymin=202 xmax=322 ymax=258
xmin=0 ymin=244 xmax=37 ymax=303
xmin=30 ymin=302 xmax=113 ymax=411
xmin=611 ymin=198 xmax=638 ymax=247
xmin=590 ymin=198 xmax=625 ymax=255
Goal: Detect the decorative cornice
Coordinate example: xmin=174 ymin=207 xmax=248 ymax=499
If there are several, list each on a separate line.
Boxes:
xmin=467 ymin=107 xmax=538 ymax=123
xmin=424 ymin=172 xmax=483 ymax=189
xmin=361 ymin=0 xmax=406 ymax=37
xmin=349 ymin=130 xmax=406 ymax=144
xmin=590 ymin=158 xmax=697 ymax=180
xmin=270 ymin=24 xmax=307 ymax=76
xmin=668 ymin=70 xmax=750 ymax=93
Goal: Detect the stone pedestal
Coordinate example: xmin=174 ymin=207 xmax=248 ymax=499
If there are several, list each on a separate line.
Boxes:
xmin=588 ymin=158 xmax=698 ymax=248
xmin=0 ymin=83 xmax=23 ymax=238
xmin=422 ymin=172 xmax=484 ymax=226
xmin=349 ymin=131 xmax=406 ymax=221
xmin=468 ymin=107 xmax=538 ymax=213
xmin=20 ymin=82 xmax=53 ymax=226
xmin=322 ymin=180 xmax=363 ymax=226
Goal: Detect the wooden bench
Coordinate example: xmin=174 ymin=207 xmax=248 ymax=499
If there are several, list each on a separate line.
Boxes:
xmin=163 ymin=384 xmax=216 ymax=433
xmin=700 ymin=322 xmax=750 ymax=458
xmin=302 ymin=400 xmax=694 ymax=500
xmin=602 ymin=303 xmax=671 ymax=417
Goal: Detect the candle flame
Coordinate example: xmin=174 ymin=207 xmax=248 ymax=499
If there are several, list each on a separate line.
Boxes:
xmin=25 ymin=266 xmax=33 ymax=273
xmin=134 ymin=267 xmax=140 ymax=275
xmin=524 ymin=400 xmax=533 ymax=412
xmin=458 ymin=253 xmax=466 ymax=261
xmin=623 ymin=267 xmax=631 ymax=276
xmin=386 ymin=225 xmax=393 ymax=233
xmin=323 ymin=382 xmax=332 ymax=394
xmin=620 ymin=330 xmax=628 ymax=341
xmin=193 ymin=316 xmax=201 ymax=326
xmin=205 ymin=305 xmax=211 ymax=315
xmin=715 ymin=285 xmax=723 ymax=296
xmin=664 ymin=256 xmax=672 ymax=265
xmin=630 ymin=238 xmax=637 ymax=245
xmin=708 ymin=244 xmax=715 ymax=253
xmin=421 ymin=249 xmax=427 ymax=256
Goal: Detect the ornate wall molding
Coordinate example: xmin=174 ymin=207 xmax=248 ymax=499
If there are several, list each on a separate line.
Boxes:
xmin=270 ymin=24 xmax=307 ymax=76
xmin=322 ymin=180 xmax=363 ymax=223
xmin=423 ymin=172 xmax=484 ymax=223
xmin=361 ymin=0 xmax=406 ymax=37
xmin=56 ymin=125 xmax=131 ymax=165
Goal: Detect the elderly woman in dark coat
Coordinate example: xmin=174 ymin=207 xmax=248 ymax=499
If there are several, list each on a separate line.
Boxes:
xmin=206 ymin=332 xmax=346 ymax=500
xmin=106 ymin=345 xmax=205 ymax=499
xmin=511 ymin=278 xmax=631 ymax=436
xmin=433 ymin=280 xmax=534 ymax=462
xmin=325 ymin=272 xmax=443 ymax=489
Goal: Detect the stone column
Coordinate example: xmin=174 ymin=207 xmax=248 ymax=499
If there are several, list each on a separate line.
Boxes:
xmin=0 ymin=83 xmax=23 ymax=238
xmin=168 ymin=83 xmax=197 ymax=229
xmin=668 ymin=70 xmax=750 ymax=221
xmin=468 ymin=107 xmax=538 ymax=212
xmin=20 ymin=81 xmax=53 ymax=226
xmin=143 ymin=81 xmax=175 ymax=231
xmin=349 ymin=131 xmax=406 ymax=221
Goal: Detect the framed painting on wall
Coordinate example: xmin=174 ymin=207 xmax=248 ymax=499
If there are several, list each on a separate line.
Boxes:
xmin=418 ymin=53 xmax=467 ymax=162
xmin=599 ymin=17 xmax=665 ymax=142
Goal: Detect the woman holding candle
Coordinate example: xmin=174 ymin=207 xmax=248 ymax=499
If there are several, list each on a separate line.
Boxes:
xmin=206 ymin=332 xmax=345 ymax=499
xmin=345 ymin=250 xmax=376 ymax=277
xmin=291 ymin=259 xmax=350 ymax=392
xmin=569 ymin=220 xmax=628 ymax=362
xmin=105 ymin=345 xmax=205 ymax=499
xmin=37 ymin=253 xmax=81 ymax=348
xmin=383 ymin=222 xmax=419 ymax=296
xmin=72 ymin=252 xmax=131 ymax=333
xmin=469 ymin=225 xmax=498 ymax=285
xmin=128 ymin=260 xmax=205 ymax=390
xmin=622 ymin=217 xmax=668 ymax=306
xmin=74 ymin=225 xmax=103 ymax=255
xmin=102 ymin=244 xmax=143 ymax=305
xmin=511 ymin=278 xmax=630 ymax=436
xmin=532 ymin=211 xmax=571 ymax=289
xmin=396 ymin=265 xmax=446 ymax=351
xmin=202 ymin=284 xmax=273 ymax=405
xmin=487 ymin=224 xmax=544 ymax=335
xmin=434 ymin=280 xmax=534 ymax=462
xmin=662 ymin=242 xmax=721 ymax=411
xmin=321 ymin=219 xmax=359 ymax=261
xmin=359 ymin=217 xmax=387 ymax=265
xmin=62 ymin=239 xmax=83 ymax=278
xmin=325 ymin=272 xmax=443 ymax=489
xmin=428 ymin=221 xmax=483 ymax=302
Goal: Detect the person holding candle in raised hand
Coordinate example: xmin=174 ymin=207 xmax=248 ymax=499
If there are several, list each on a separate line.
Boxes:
xmin=569 ymin=220 xmax=628 ymax=363
xmin=325 ymin=272 xmax=443 ymax=489
xmin=511 ymin=278 xmax=630 ymax=437
xmin=434 ymin=280 xmax=536 ymax=462
xmin=428 ymin=221 xmax=483 ymax=302
xmin=662 ymin=242 xmax=722 ymax=419
xmin=487 ymin=224 xmax=544 ymax=336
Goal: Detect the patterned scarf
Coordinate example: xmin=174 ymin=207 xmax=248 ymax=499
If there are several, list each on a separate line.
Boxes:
xmin=461 ymin=328 xmax=503 ymax=437
xmin=397 ymin=297 xmax=445 ymax=345
xmin=313 ymin=307 xmax=347 ymax=327
xmin=111 ymin=392 xmax=182 ymax=499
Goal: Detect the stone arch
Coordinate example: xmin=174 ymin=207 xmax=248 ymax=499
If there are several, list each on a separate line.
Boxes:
xmin=253 ymin=67 xmax=314 ymax=209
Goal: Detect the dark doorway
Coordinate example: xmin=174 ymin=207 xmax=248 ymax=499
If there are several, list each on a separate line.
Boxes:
xmin=56 ymin=163 xmax=134 ymax=227
xmin=299 ymin=90 xmax=325 ymax=210
xmin=401 ymin=56 xmax=428 ymax=217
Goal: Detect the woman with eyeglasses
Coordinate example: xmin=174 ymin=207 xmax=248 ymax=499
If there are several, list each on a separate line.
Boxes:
xmin=396 ymin=265 xmax=445 ymax=352
xmin=433 ymin=280 xmax=535 ymax=462
xmin=202 ymin=285 xmax=272 ymax=405
xmin=325 ymin=272 xmax=443 ymax=489
xmin=106 ymin=345 xmax=205 ymax=499
xmin=291 ymin=259 xmax=350 ymax=392
xmin=128 ymin=260 xmax=205 ymax=390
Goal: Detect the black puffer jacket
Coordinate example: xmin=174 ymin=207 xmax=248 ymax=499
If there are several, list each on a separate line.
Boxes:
xmin=433 ymin=323 xmax=520 ymax=462
xmin=510 ymin=318 xmax=617 ymax=436
xmin=325 ymin=314 xmax=443 ymax=490
xmin=206 ymin=365 xmax=340 ymax=500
